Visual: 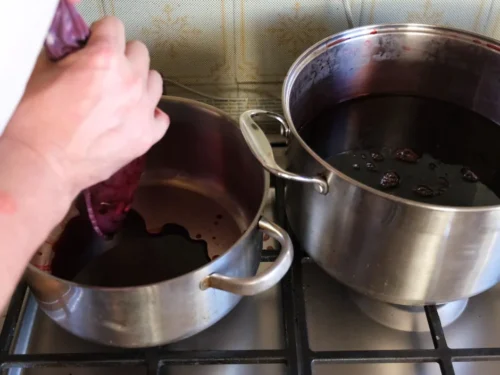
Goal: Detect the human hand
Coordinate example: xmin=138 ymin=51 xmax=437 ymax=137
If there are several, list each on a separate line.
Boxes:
xmin=3 ymin=16 xmax=169 ymax=201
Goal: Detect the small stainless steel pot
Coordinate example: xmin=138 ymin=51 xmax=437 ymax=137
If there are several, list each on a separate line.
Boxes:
xmin=25 ymin=97 xmax=293 ymax=347
xmin=240 ymin=24 xmax=500 ymax=305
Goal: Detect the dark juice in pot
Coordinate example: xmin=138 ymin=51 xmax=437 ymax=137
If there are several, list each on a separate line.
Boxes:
xmin=303 ymin=95 xmax=500 ymax=206
xmin=51 ymin=210 xmax=211 ymax=287
xmin=326 ymin=149 xmax=499 ymax=206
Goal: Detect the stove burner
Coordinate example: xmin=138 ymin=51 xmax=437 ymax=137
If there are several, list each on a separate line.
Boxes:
xmin=350 ymin=291 xmax=468 ymax=332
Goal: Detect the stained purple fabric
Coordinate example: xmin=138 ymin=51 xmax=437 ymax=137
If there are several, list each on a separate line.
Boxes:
xmin=45 ymin=0 xmax=89 ymax=60
xmin=84 ymin=156 xmax=146 ymax=237
xmin=45 ymin=0 xmax=146 ymax=237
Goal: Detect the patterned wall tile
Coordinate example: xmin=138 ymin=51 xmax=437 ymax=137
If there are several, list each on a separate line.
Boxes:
xmin=359 ymin=0 xmax=492 ymax=34
xmin=76 ymin=0 xmax=496 ymax=89
xmin=77 ymin=0 xmax=107 ymax=23
xmin=100 ymin=0 xmax=236 ymax=84
xmin=235 ymin=0 xmax=363 ymax=83
xmin=485 ymin=0 xmax=500 ymax=39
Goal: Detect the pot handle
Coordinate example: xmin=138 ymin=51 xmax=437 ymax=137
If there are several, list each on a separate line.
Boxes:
xmin=240 ymin=109 xmax=328 ymax=194
xmin=200 ymin=217 xmax=293 ymax=296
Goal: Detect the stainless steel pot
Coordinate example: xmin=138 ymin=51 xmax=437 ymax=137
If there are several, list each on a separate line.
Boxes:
xmin=25 ymin=96 xmax=293 ymax=347
xmin=240 ymin=24 xmax=500 ymax=305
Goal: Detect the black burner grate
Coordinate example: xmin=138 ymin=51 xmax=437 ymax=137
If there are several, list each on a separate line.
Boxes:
xmin=1 ymin=178 xmax=500 ymax=375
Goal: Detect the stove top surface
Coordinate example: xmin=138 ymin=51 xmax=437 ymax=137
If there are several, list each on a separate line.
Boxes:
xmin=2 ymin=180 xmax=500 ymax=375
xmin=4 ymin=261 xmax=500 ymax=375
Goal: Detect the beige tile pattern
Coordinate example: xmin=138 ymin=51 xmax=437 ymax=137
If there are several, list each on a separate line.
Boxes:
xmin=235 ymin=0 xmax=362 ymax=83
xmin=485 ymin=0 xmax=500 ymax=39
xmin=114 ymin=0 xmax=236 ymax=84
xmin=360 ymin=0 xmax=492 ymax=34
xmin=76 ymin=0 xmax=106 ymax=22
xmin=74 ymin=0 xmax=497 ymax=92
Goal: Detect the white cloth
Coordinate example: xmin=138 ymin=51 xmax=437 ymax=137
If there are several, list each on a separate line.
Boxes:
xmin=0 ymin=0 xmax=59 ymax=134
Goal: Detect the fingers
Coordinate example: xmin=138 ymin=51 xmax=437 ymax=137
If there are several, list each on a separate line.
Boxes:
xmin=125 ymin=41 xmax=150 ymax=78
xmin=70 ymin=15 xmax=168 ymax=147
xmin=146 ymin=70 xmax=163 ymax=107
xmin=147 ymin=70 xmax=169 ymax=143
xmin=126 ymin=45 xmax=165 ymax=142
xmin=146 ymin=70 xmax=168 ymax=140
xmin=150 ymin=108 xmax=170 ymax=143
xmin=87 ymin=16 xmax=126 ymax=53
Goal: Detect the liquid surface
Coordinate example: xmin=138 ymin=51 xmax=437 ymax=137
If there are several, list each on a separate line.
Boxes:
xmin=305 ymin=95 xmax=500 ymax=207
xmin=52 ymin=210 xmax=211 ymax=287
xmin=327 ymin=149 xmax=499 ymax=206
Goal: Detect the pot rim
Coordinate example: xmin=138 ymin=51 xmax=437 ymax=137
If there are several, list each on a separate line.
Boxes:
xmin=26 ymin=96 xmax=270 ymax=291
xmin=282 ymin=23 xmax=500 ymax=213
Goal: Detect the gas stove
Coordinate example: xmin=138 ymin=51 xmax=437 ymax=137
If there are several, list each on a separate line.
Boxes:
xmin=1 ymin=145 xmax=500 ymax=375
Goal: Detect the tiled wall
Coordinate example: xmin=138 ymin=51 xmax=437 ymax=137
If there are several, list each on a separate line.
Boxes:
xmin=77 ymin=0 xmax=500 ymax=88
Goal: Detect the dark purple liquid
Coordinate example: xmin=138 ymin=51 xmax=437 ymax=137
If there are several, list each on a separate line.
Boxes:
xmin=365 ymin=162 xmax=378 ymax=172
xmin=371 ymin=152 xmax=384 ymax=162
xmin=306 ymin=95 xmax=500 ymax=207
xmin=52 ymin=210 xmax=211 ymax=287
xmin=327 ymin=147 xmax=499 ymax=206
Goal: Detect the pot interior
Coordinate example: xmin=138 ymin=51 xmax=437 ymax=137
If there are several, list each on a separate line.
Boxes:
xmin=47 ymin=97 xmax=265 ymax=287
xmin=287 ymin=26 xmax=500 ymax=207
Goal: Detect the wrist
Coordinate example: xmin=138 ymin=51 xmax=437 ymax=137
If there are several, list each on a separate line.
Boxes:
xmin=0 ymin=137 xmax=73 ymax=223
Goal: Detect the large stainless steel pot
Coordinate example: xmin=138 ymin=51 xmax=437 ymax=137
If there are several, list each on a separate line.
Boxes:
xmin=240 ymin=24 xmax=500 ymax=306
xmin=24 ymin=96 xmax=293 ymax=347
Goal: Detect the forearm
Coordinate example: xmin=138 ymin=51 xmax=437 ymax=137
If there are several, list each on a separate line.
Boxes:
xmin=0 ymin=138 xmax=71 ymax=308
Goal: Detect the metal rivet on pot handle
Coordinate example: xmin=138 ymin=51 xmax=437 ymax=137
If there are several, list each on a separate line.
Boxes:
xmin=239 ymin=110 xmax=328 ymax=194
xmin=200 ymin=217 xmax=293 ymax=296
